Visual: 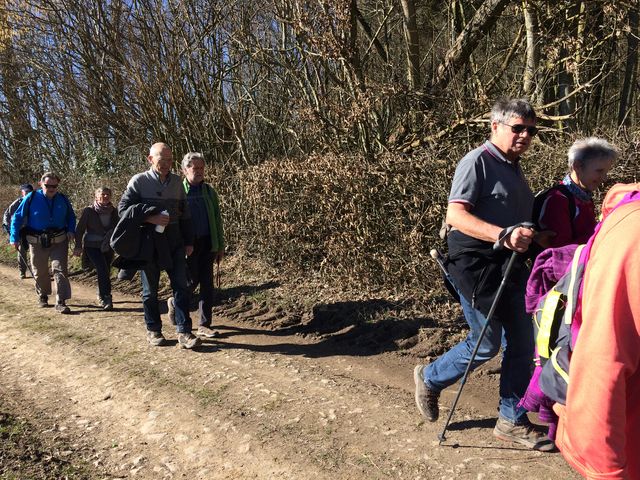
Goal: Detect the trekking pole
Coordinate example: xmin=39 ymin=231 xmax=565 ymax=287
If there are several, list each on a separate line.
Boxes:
xmin=215 ymin=257 xmax=221 ymax=289
xmin=437 ymin=222 xmax=534 ymax=445
xmin=16 ymin=244 xmax=41 ymax=296
xmin=430 ymin=248 xmax=460 ymax=303
xmin=430 ymin=249 xmax=455 ymax=286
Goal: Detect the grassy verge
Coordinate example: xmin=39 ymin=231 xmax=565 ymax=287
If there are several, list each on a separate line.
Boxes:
xmin=0 ymin=401 xmax=102 ymax=479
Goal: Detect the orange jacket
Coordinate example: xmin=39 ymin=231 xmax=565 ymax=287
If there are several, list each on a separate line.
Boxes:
xmin=554 ymin=187 xmax=640 ymax=479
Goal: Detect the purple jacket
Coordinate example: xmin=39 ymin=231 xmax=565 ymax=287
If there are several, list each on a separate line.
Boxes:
xmin=525 ymin=243 xmax=579 ymax=314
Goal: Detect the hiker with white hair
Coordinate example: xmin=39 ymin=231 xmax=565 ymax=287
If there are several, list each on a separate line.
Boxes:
xmin=533 ymin=137 xmax=617 ymax=250
xmin=165 ymin=152 xmax=224 ymax=339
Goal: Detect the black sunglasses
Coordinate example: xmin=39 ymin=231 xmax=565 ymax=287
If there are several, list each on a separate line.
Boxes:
xmin=500 ymin=122 xmax=539 ymax=136
xmin=44 ymin=184 xmax=58 ymax=189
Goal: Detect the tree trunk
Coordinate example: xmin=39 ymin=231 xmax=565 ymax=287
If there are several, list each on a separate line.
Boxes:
xmin=523 ymin=0 xmax=539 ymax=101
xmin=618 ymin=7 xmax=639 ymax=127
xmin=399 ymin=0 xmax=421 ymax=90
xmin=432 ymin=0 xmax=512 ymax=92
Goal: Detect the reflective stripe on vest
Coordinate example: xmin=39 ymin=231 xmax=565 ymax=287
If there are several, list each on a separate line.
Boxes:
xmin=564 ymin=244 xmax=585 ymax=325
xmin=537 ymin=290 xmax=562 ymax=359
xmin=550 ymin=346 xmax=570 ymax=384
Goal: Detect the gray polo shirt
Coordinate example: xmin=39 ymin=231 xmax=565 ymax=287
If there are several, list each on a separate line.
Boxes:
xmin=448 ymin=140 xmax=533 ymax=228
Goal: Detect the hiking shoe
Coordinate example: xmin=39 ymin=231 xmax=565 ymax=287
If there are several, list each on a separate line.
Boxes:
xmin=167 ymin=297 xmax=176 ymax=325
xmin=197 ymin=326 xmax=220 ymax=338
xmin=493 ymin=417 xmax=556 ymax=451
xmin=177 ymin=332 xmax=201 ymax=349
xmin=414 ymin=365 xmax=440 ymax=422
xmin=20 ymin=272 xmax=26 ymax=279
xmin=100 ymin=295 xmax=113 ymax=311
xmin=38 ymin=295 xmax=49 ymax=308
xmin=55 ymin=302 xmax=71 ymax=314
xmin=146 ymin=330 xmax=167 ymax=346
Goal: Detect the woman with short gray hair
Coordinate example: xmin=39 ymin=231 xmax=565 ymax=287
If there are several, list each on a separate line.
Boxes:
xmin=536 ymin=137 xmax=616 ymax=248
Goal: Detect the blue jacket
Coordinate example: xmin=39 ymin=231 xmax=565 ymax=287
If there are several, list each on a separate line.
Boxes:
xmin=10 ymin=190 xmax=76 ymax=243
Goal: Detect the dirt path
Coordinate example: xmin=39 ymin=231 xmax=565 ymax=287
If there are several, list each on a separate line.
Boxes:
xmin=0 ymin=263 xmax=580 ymax=479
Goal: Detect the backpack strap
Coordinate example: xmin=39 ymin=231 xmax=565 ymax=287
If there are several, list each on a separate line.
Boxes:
xmin=555 ymin=184 xmax=577 ymax=238
xmin=21 ymin=191 xmax=35 ymax=227
xmin=550 ymin=347 xmax=570 ymax=384
xmin=535 ymin=244 xmax=585 ymax=359
xmin=563 ymin=244 xmax=585 ymax=325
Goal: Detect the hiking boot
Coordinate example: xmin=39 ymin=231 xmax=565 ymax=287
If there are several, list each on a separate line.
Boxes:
xmin=167 ymin=297 xmax=176 ymax=325
xmin=493 ymin=417 xmax=556 ymax=451
xmin=38 ymin=295 xmax=49 ymax=308
xmin=177 ymin=332 xmax=201 ymax=349
xmin=414 ymin=365 xmax=440 ymax=422
xmin=146 ymin=330 xmax=167 ymax=346
xmin=55 ymin=302 xmax=71 ymax=314
xmin=197 ymin=326 xmax=220 ymax=338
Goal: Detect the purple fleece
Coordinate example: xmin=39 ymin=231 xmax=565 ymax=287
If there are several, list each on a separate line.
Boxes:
xmin=525 ymin=244 xmax=579 ymax=314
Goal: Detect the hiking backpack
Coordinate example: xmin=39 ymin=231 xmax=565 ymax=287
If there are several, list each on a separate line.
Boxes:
xmin=531 ymin=184 xmax=577 ymax=235
xmin=533 ymin=243 xmax=586 ymax=405
xmin=533 ymin=189 xmax=640 ymax=405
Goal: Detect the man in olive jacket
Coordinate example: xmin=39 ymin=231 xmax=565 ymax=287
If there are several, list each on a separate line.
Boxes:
xmin=173 ymin=152 xmax=225 ymax=338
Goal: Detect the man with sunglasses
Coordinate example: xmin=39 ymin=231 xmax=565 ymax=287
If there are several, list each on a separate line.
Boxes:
xmin=414 ymin=98 xmax=553 ymax=450
xmin=10 ymin=172 xmax=76 ymax=313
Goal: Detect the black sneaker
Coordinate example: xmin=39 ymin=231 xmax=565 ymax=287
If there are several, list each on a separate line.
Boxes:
xmin=414 ymin=365 xmax=440 ymax=422
xmin=493 ymin=417 xmax=556 ymax=451
xmin=20 ymin=272 xmax=26 ymax=279
xmin=38 ymin=295 xmax=49 ymax=308
xmin=100 ymin=295 xmax=113 ymax=311
xmin=55 ymin=302 xmax=71 ymax=314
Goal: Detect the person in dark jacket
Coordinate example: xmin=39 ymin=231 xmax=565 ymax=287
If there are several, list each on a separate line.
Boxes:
xmin=118 ymin=142 xmax=200 ymax=349
xmin=2 ymin=183 xmax=34 ymax=279
xmin=73 ymin=187 xmax=119 ymax=311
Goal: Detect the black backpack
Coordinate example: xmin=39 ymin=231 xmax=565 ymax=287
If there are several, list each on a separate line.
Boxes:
xmin=531 ymin=184 xmax=576 ymax=235
xmin=529 ymin=184 xmax=576 ymax=258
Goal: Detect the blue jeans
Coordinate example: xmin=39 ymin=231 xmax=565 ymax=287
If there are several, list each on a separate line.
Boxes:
xmin=424 ymin=284 xmax=534 ymax=424
xmin=141 ymin=247 xmax=192 ymax=334
xmin=85 ymin=247 xmax=112 ymax=299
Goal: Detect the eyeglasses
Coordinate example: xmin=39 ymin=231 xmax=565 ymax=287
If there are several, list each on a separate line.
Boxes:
xmin=500 ymin=122 xmax=539 ymax=136
xmin=44 ymin=184 xmax=58 ymax=189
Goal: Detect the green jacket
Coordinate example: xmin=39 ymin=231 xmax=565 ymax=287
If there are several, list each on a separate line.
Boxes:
xmin=182 ymin=179 xmax=225 ymax=252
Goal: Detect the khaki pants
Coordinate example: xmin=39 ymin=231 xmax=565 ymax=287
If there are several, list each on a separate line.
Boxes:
xmin=28 ymin=236 xmax=71 ymax=301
